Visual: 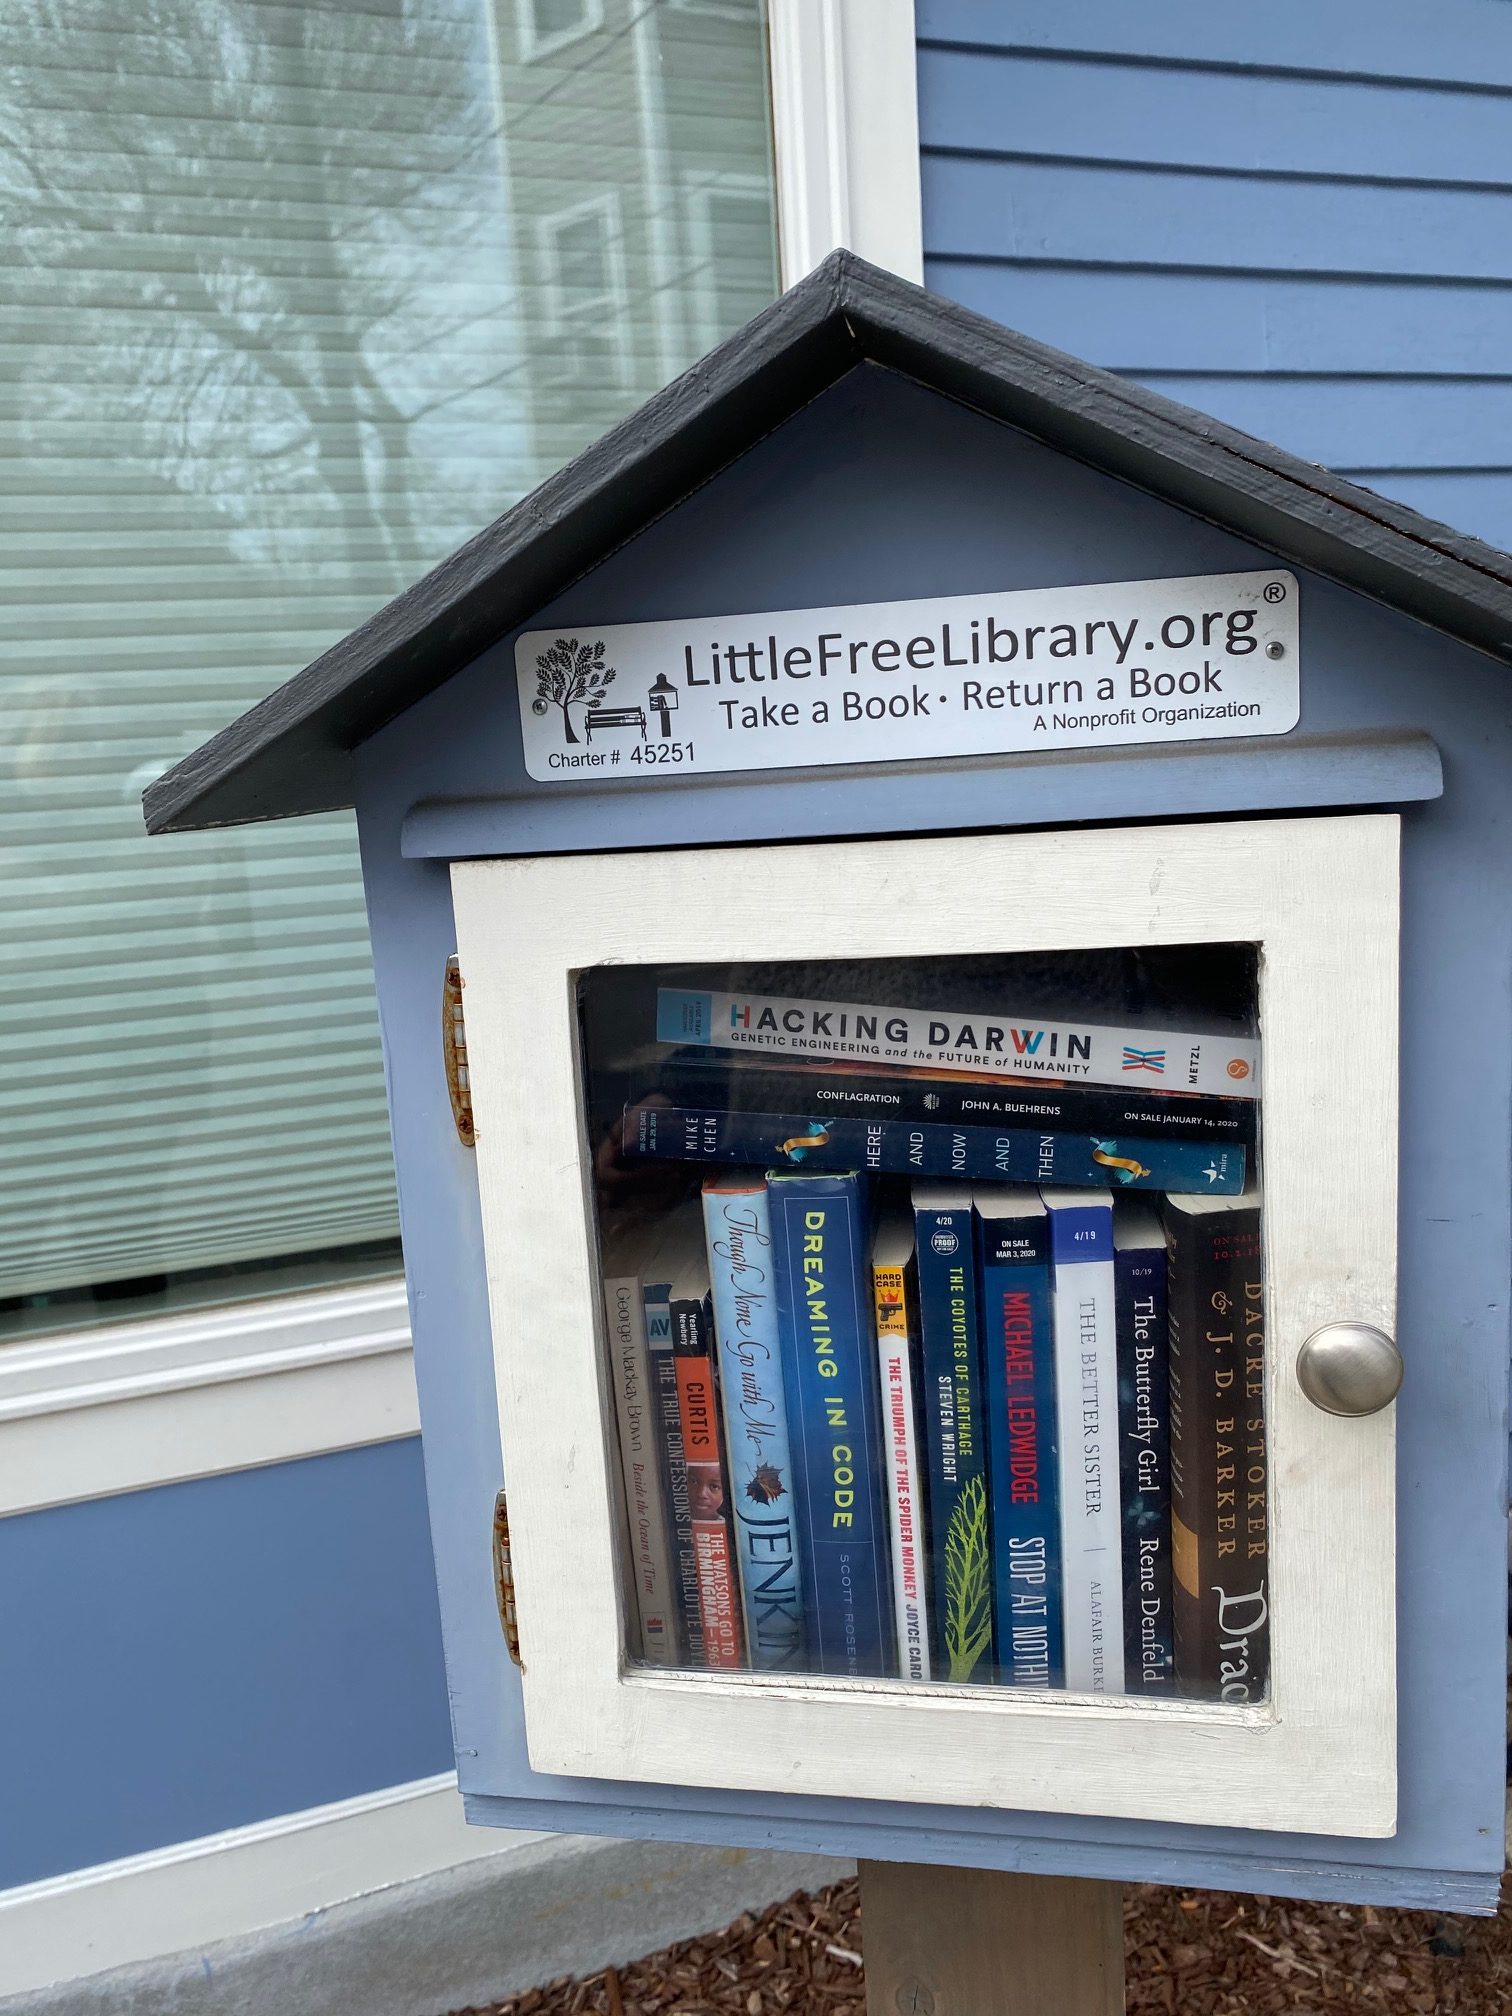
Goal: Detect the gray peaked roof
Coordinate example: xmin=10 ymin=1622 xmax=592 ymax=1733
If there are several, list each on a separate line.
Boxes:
xmin=147 ymin=249 xmax=1512 ymax=834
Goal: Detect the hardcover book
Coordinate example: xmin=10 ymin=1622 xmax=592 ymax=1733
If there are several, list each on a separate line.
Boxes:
xmin=641 ymin=1258 xmax=705 ymax=1666
xmin=1042 ymin=1187 xmax=1124 ymax=1695
xmin=871 ymin=1209 xmax=931 ymax=1682
xmin=768 ymin=1170 xmax=894 ymax=1677
xmin=665 ymin=1214 xmax=744 ymax=1671
xmin=912 ymin=1181 xmax=993 ymax=1684
xmin=623 ymin=1103 xmax=1246 ymax=1195
xmin=1114 ymin=1201 xmax=1175 ymax=1693
xmin=975 ymin=1188 xmax=1062 ymax=1688
xmin=601 ymin=1226 xmax=679 ymax=1666
xmin=701 ymin=1176 xmax=806 ymax=1669
xmin=656 ymin=1050 xmax=1255 ymax=1145
xmin=1165 ymin=1187 xmax=1268 ymax=1704
xmin=656 ymin=985 xmax=1260 ymax=1099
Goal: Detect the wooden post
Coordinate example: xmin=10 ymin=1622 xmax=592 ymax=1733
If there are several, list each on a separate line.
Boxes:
xmin=858 ymin=1861 xmax=1124 ymax=2016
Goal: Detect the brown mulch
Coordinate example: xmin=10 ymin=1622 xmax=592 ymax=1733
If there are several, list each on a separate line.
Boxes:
xmin=457 ymin=1873 xmax=1512 ymax=2016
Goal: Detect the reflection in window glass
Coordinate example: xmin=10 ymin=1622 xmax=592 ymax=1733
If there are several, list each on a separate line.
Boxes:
xmin=524 ymin=0 xmax=602 ymax=56
xmin=540 ymin=196 xmax=632 ymax=389
xmin=580 ymin=949 xmax=1268 ymax=1705
xmin=0 ymin=0 xmax=777 ymax=1327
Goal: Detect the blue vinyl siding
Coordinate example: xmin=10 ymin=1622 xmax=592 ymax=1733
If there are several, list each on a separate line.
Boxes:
xmin=917 ymin=0 xmax=1512 ymax=549
xmin=0 ymin=1441 xmax=452 ymax=1888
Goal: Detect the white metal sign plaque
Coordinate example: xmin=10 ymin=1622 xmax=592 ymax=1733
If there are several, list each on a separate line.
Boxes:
xmin=514 ymin=569 xmax=1299 ymax=783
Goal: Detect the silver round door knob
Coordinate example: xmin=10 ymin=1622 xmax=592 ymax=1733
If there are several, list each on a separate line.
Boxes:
xmin=1296 ymin=1323 xmax=1403 ymax=1417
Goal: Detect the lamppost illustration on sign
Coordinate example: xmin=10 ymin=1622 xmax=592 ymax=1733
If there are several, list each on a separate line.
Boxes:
xmin=648 ymin=672 xmax=678 ymax=739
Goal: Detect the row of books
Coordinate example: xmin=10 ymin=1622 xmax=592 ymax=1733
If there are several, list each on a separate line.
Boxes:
xmin=602 ymin=1170 xmax=1268 ymax=1703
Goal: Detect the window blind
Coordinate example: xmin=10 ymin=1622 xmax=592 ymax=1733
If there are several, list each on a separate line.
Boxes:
xmin=0 ymin=0 xmax=777 ymax=1306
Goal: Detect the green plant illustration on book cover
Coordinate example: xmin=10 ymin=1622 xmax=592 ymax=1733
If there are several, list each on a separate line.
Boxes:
xmin=944 ymin=1472 xmax=992 ymax=1680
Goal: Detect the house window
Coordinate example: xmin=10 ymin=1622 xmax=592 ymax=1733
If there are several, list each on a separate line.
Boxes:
xmin=538 ymin=196 xmax=633 ymax=390
xmin=518 ymin=0 xmax=605 ymax=64
xmin=0 ymin=0 xmax=777 ymax=1338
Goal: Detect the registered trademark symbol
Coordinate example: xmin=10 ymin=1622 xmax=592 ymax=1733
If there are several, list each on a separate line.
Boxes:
xmin=1263 ymin=581 xmax=1287 ymax=603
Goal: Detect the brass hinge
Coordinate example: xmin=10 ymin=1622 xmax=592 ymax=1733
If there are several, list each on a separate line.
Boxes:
xmin=443 ymin=954 xmax=475 ymax=1148
xmin=492 ymin=1487 xmax=522 ymax=1667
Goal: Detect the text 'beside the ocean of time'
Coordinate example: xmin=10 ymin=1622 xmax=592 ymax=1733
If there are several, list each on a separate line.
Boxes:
xmin=513 ymin=570 xmax=1301 ymax=784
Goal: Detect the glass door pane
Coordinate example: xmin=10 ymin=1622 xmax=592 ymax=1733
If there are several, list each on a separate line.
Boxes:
xmin=577 ymin=946 xmax=1268 ymax=1706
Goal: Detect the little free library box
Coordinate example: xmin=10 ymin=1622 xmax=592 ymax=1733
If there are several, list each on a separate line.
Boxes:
xmin=149 ymin=254 xmax=1512 ymax=1913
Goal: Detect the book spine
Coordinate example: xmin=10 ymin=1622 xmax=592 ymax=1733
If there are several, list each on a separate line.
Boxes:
xmin=659 ymin=1058 xmax=1254 ymax=1144
xmin=672 ymin=1293 xmax=744 ymax=1669
xmin=603 ymin=1271 xmax=679 ymax=1666
xmin=1047 ymin=1200 xmax=1124 ymax=1694
xmin=643 ymin=1282 xmax=705 ymax=1665
xmin=1168 ymin=1207 xmax=1269 ymax=1701
xmin=914 ymin=1202 xmax=993 ymax=1683
xmin=873 ymin=1257 xmax=930 ymax=1682
xmin=624 ymin=1106 xmax=1246 ymax=1195
xmin=978 ymin=1223 xmax=1062 ymax=1687
xmin=768 ymin=1175 xmax=894 ymax=1677
xmin=1115 ymin=1244 xmax=1174 ymax=1692
xmin=702 ymin=1183 xmax=806 ymax=1669
xmin=656 ymin=986 xmax=1260 ymax=1098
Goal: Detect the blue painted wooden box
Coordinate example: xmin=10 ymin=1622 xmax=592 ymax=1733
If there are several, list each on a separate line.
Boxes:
xmin=149 ymin=256 xmax=1512 ymax=1912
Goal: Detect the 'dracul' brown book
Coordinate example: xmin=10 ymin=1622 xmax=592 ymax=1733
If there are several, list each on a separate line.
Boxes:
xmin=1164 ymin=1186 xmax=1268 ymax=1704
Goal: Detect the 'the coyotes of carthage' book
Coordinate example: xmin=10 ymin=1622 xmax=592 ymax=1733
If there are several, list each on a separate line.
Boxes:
xmin=657 ymin=986 xmax=1259 ymax=1100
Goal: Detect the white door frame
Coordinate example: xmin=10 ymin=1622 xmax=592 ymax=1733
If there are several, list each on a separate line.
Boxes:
xmin=454 ymin=814 xmax=1399 ymax=1839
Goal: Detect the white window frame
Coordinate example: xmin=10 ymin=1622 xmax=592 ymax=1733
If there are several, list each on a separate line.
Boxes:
xmin=535 ymin=190 xmax=635 ymax=392
xmin=0 ymin=1280 xmax=417 ymax=1517
xmin=767 ymin=0 xmax=923 ymax=285
xmin=453 ymin=815 xmax=1399 ymax=1839
xmin=516 ymin=0 xmax=605 ymax=66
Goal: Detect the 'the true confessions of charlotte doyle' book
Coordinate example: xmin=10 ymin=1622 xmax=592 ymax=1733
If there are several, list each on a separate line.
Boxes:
xmin=656 ymin=987 xmax=1259 ymax=1100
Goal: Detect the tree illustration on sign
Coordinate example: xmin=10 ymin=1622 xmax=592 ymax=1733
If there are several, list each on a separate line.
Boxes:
xmin=531 ymin=637 xmax=615 ymax=744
